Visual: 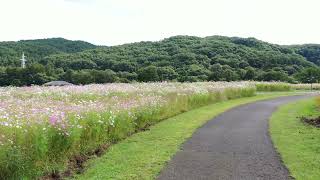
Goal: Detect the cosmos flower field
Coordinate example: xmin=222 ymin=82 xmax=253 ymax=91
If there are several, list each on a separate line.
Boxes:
xmin=0 ymin=82 xmax=257 ymax=178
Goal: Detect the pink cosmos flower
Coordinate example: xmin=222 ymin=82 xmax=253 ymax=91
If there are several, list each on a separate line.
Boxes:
xmin=49 ymin=115 xmax=58 ymax=126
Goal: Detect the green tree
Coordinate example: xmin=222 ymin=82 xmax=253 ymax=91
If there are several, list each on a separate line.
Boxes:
xmin=257 ymin=70 xmax=289 ymax=82
xmin=69 ymin=60 xmax=97 ymax=70
xmin=138 ymin=66 xmax=159 ymax=82
xmin=71 ymin=70 xmax=94 ymax=84
xmin=209 ymin=64 xmax=223 ymax=81
xmin=244 ymin=67 xmax=255 ymax=80
xmin=295 ymin=67 xmax=320 ymax=83
xmin=90 ymin=69 xmax=117 ymax=83
xmin=223 ymin=69 xmax=239 ymax=81
xmin=157 ymin=66 xmax=178 ymax=81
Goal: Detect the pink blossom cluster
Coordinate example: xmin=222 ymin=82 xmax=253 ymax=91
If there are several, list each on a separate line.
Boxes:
xmin=0 ymin=82 xmax=254 ymax=133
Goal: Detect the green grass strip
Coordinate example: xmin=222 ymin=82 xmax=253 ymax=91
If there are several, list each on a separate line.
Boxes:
xmin=76 ymin=92 xmax=308 ymax=180
xmin=270 ymin=97 xmax=320 ymax=180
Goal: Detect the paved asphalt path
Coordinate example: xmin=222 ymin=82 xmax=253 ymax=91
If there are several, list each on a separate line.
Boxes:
xmin=158 ymin=95 xmax=313 ymax=180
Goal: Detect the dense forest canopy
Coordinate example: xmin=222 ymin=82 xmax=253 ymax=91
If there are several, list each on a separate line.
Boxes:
xmin=0 ymin=35 xmax=320 ymax=86
xmin=290 ymin=44 xmax=320 ymax=66
xmin=0 ymin=38 xmax=96 ymax=66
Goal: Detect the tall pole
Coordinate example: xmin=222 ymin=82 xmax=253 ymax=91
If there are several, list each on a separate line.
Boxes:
xmin=20 ymin=52 xmax=26 ymax=68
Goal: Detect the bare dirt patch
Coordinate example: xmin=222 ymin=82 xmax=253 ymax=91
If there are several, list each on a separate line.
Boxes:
xmin=301 ymin=116 xmax=320 ymax=128
xmin=41 ymin=143 xmax=110 ymax=180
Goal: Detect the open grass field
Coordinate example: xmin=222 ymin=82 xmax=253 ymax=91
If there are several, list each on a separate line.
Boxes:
xmin=270 ymin=98 xmax=320 ymax=180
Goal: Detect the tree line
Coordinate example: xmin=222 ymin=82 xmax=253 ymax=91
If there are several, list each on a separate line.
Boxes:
xmin=0 ymin=36 xmax=320 ymax=86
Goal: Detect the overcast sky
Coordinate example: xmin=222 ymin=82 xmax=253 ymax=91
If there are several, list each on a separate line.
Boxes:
xmin=0 ymin=0 xmax=319 ymax=46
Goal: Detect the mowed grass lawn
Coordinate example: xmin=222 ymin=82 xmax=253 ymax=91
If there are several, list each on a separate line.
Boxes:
xmin=270 ymin=98 xmax=320 ymax=180
xmin=76 ymin=92 xmax=305 ymax=180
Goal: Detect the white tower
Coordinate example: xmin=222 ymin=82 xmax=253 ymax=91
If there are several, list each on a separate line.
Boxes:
xmin=20 ymin=52 xmax=27 ymax=68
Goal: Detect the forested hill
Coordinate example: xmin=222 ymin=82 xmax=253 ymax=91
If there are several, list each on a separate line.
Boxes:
xmin=0 ymin=38 xmax=96 ymax=66
xmin=289 ymin=44 xmax=320 ymax=66
xmin=0 ymin=35 xmax=320 ymax=86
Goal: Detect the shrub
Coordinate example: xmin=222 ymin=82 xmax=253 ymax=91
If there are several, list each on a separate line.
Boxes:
xmin=255 ymin=82 xmax=291 ymax=91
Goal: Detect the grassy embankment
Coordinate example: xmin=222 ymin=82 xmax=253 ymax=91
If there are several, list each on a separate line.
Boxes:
xmin=77 ymin=91 xmax=305 ymax=180
xmin=270 ymin=98 xmax=320 ymax=180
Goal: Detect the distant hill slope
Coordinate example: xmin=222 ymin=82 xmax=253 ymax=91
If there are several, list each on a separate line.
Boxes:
xmin=44 ymin=35 xmax=316 ymax=68
xmin=289 ymin=44 xmax=320 ymax=66
xmin=0 ymin=35 xmax=320 ymax=86
xmin=43 ymin=36 xmax=315 ymax=79
xmin=0 ymin=38 xmax=96 ymax=66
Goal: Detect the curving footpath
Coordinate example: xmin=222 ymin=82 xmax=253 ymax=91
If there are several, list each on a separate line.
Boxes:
xmin=158 ymin=95 xmax=312 ymax=180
